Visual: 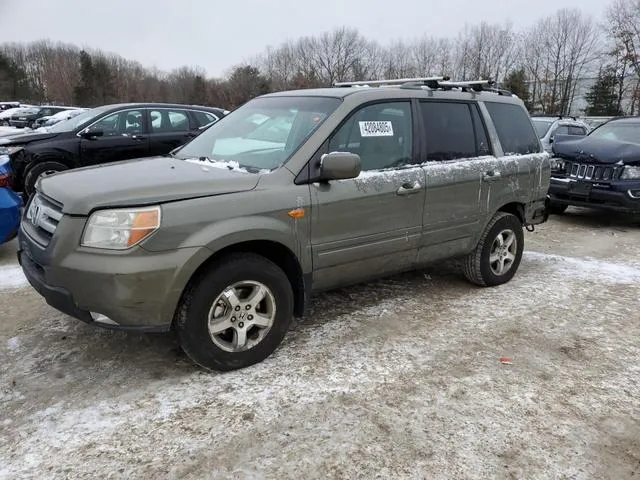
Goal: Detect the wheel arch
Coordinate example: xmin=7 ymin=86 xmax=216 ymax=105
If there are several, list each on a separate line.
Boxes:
xmin=173 ymin=239 xmax=308 ymax=328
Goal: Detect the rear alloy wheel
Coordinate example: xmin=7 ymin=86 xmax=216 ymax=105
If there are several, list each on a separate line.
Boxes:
xmin=463 ymin=212 xmax=524 ymax=287
xmin=23 ymin=161 xmax=68 ymax=198
xmin=176 ymin=253 xmax=294 ymax=371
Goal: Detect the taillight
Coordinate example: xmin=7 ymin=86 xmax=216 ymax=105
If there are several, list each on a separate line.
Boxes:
xmin=0 ymin=173 xmax=13 ymax=188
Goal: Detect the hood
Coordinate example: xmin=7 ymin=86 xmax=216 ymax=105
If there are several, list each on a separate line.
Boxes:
xmin=0 ymin=131 xmax=60 ymax=145
xmin=552 ymin=134 xmax=640 ymax=165
xmin=38 ymin=156 xmax=261 ymax=215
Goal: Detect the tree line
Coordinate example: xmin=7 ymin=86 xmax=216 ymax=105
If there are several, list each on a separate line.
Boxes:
xmin=1 ymin=0 xmax=640 ymax=116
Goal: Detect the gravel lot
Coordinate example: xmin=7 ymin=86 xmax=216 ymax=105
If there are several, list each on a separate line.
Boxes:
xmin=1 ymin=208 xmax=639 ymax=479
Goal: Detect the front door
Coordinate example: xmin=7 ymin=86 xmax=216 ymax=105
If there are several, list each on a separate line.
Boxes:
xmin=310 ymin=100 xmax=426 ymax=290
xmin=80 ymin=108 xmax=150 ymax=166
xmin=418 ymin=100 xmax=498 ymax=262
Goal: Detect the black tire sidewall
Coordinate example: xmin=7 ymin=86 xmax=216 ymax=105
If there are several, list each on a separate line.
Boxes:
xmin=24 ymin=161 xmax=68 ymax=197
xmin=479 ymin=214 xmax=524 ymax=287
xmin=177 ymin=255 xmax=294 ymax=371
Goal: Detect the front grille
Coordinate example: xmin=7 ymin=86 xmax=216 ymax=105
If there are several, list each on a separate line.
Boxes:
xmin=25 ymin=193 xmax=63 ymax=246
xmin=568 ymin=162 xmax=621 ymax=181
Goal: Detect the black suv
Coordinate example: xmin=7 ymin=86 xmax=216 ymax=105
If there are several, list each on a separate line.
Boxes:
xmin=548 ymin=116 xmax=640 ymax=214
xmin=0 ymin=103 xmax=227 ymax=196
xmin=9 ymin=106 xmax=74 ymax=129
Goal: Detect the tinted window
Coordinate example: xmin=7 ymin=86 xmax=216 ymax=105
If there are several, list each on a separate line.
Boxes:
xmin=554 ymin=125 xmax=569 ymax=136
xmin=192 ymin=111 xmax=218 ymax=128
xmin=484 ymin=102 xmax=541 ymax=155
xmin=532 ymin=120 xmax=553 ymax=138
xmin=89 ymin=110 xmax=144 ymax=136
xmin=568 ymin=126 xmax=587 ymax=136
xmin=420 ymin=101 xmax=475 ymax=161
xmin=150 ymin=109 xmax=190 ymax=132
xmin=329 ymin=101 xmax=413 ymax=171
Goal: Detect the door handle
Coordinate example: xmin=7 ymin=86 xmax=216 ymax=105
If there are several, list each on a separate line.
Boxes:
xmin=483 ymin=171 xmax=501 ymax=182
xmin=132 ymin=135 xmax=146 ymax=141
xmin=396 ymin=182 xmax=422 ymax=196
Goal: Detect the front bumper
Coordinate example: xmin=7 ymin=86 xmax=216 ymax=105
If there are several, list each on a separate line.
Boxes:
xmin=548 ymin=176 xmax=640 ymax=213
xmin=17 ymin=221 xmax=211 ymax=333
xmin=0 ymin=188 xmax=22 ymax=244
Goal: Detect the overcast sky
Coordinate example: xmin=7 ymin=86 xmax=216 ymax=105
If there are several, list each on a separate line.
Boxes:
xmin=0 ymin=0 xmax=606 ymax=78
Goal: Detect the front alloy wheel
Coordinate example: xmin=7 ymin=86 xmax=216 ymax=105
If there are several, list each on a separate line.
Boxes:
xmin=208 ymin=281 xmax=276 ymax=352
xmin=176 ymin=253 xmax=294 ymax=371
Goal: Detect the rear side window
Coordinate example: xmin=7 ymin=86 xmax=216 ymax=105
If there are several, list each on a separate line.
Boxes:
xmin=192 ymin=111 xmax=219 ymax=128
xmin=420 ymin=101 xmax=476 ymax=161
xmin=554 ymin=125 xmax=569 ymax=136
xmin=150 ymin=109 xmax=190 ymax=132
xmin=569 ymin=126 xmax=587 ymax=136
xmin=484 ymin=102 xmax=541 ymax=155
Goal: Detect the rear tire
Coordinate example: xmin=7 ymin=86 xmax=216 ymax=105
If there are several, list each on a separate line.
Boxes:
xmin=23 ymin=161 xmax=68 ymax=198
xmin=175 ymin=253 xmax=294 ymax=371
xmin=463 ymin=212 xmax=524 ymax=287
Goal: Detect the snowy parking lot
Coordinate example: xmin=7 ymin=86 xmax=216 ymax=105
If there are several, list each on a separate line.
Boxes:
xmin=1 ymin=208 xmax=639 ymax=479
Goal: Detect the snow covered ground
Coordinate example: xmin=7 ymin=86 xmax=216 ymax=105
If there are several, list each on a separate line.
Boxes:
xmin=1 ymin=208 xmax=639 ymax=479
xmin=0 ymin=126 xmax=21 ymax=137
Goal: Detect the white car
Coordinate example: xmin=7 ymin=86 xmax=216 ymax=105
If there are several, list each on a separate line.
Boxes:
xmin=38 ymin=109 xmax=87 ymax=129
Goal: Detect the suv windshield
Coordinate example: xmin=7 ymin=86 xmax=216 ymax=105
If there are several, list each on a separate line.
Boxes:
xmin=588 ymin=121 xmax=640 ymax=144
xmin=173 ymin=96 xmax=341 ymax=172
xmin=47 ymin=106 xmax=111 ymax=133
xmin=532 ymin=119 xmax=553 ymax=139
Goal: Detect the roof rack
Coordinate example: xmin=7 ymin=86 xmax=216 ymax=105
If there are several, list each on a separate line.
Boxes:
xmin=333 ymin=76 xmax=513 ymax=96
xmin=333 ymin=76 xmax=450 ymax=87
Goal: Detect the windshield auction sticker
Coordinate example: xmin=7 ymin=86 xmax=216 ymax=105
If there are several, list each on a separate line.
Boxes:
xmin=359 ymin=121 xmax=394 ymax=137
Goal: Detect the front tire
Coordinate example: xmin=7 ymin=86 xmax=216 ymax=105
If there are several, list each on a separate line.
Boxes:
xmin=463 ymin=212 xmax=524 ymax=287
xmin=175 ymin=253 xmax=294 ymax=371
xmin=23 ymin=161 xmax=68 ymax=198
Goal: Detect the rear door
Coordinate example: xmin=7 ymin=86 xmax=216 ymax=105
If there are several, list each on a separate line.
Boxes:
xmin=310 ymin=100 xmax=426 ymax=290
xmin=419 ymin=100 xmax=497 ymax=262
xmin=480 ymin=101 xmax=545 ymax=218
xmin=80 ymin=108 xmax=150 ymax=165
xmin=147 ymin=108 xmax=195 ymax=156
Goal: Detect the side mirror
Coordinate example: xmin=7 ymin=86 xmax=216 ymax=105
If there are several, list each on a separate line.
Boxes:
xmin=319 ymin=151 xmax=361 ymax=181
xmin=80 ymin=127 xmax=104 ymax=139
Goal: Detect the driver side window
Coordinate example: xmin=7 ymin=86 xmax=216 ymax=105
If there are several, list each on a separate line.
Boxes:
xmin=328 ymin=101 xmax=413 ymax=171
xmin=91 ymin=110 xmax=144 ymax=136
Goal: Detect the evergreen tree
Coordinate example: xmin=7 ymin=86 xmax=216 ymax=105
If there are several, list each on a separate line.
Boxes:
xmin=0 ymin=52 xmax=37 ymax=100
xmin=502 ymin=68 xmax=532 ymax=111
xmin=584 ymin=67 xmax=623 ymax=116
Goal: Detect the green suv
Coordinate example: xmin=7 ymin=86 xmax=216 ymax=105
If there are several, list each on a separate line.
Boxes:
xmin=17 ymin=77 xmax=550 ymax=371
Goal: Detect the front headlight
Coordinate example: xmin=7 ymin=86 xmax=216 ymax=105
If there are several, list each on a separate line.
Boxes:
xmin=81 ymin=206 xmax=161 ymax=250
xmin=551 ymin=158 xmax=567 ymax=172
xmin=621 ymin=166 xmax=640 ymax=180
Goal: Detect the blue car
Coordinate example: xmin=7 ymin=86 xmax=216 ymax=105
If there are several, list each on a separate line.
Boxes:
xmin=0 ymin=153 xmax=22 ymax=244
